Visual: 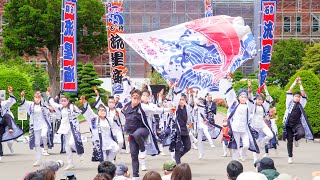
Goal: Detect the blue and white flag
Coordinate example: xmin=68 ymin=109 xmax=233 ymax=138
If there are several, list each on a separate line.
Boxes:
xmin=119 ymin=15 xmax=256 ymax=93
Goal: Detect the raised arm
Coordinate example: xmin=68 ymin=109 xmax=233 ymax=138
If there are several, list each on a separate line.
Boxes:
xmin=80 ymin=96 xmax=97 ymax=125
xmin=93 ymin=87 xmax=107 ymax=109
xmin=285 ymin=79 xmax=297 ymax=107
xmin=20 ymin=90 xmax=33 ymax=110
xmin=141 ymin=103 xmax=171 ymax=115
xmin=298 ymin=78 xmax=307 ymax=107
xmin=46 ymin=90 xmax=63 ymax=111
xmin=225 ymin=79 xmax=237 ymax=108
xmin=2 ymin=86 xmax=17 ymax=109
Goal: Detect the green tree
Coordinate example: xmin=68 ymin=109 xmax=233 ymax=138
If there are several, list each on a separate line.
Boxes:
xmin=3 ymin=0 xmax=108 ymax=97
xmin=149 ymin=70 xmax=167 ymax=85
xmin=276 ymin=70 xmax=320 ymax=137
xmin=268 ymin=39 xmax=306 ymax=87
xmin=0 ymin=68 xmax=33 ymax=131
xmin=301 ymin=43 xmax=320 ymax=75
xmin=78 ymin=63 xmax=105 ymax=105
xmin=232 ymin=80 xmax=258 ymax=94
xmin=247 ymin=73 xmax=257 ymax=79
xmin=31 ymin=65 xmax=49 ymax=92
xmin=232 ymin=70 xmax=244 ymax=82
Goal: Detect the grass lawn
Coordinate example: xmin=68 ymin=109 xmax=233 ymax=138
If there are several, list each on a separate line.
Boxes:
xmin=217 ymin=106 xmax=227 ymax=115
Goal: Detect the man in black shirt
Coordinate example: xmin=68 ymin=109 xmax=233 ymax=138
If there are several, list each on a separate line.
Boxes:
xmin=283 ymin=77 xmax=313 ymax=164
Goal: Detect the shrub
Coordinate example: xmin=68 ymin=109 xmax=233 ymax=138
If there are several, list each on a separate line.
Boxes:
xmin=266 ymin=85 xmax=283 ymax=106
xmin=214 ymin=98 xmax=228 ymax=108
xmin=0 ymin=69 xmax=33 ymax=131
xmin=276 ymin=70 xmax=320 ymax=137
xmin=232 ymin=80 xmax=258 ymax=94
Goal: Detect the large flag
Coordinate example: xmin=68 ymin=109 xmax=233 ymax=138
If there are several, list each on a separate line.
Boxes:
xmin=258 ymin=0 xmax=277 ymax=94
xmin=60 ymin=0 xmax=78 ymax=92
xmin=107 ymin=1 xmax=126 ymax=95
xmin=119 ymin=16 xmax=256 ymax=93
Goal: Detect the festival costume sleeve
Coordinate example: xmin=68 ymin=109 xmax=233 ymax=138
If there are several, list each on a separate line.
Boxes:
xmin=285 ymin=92 xmax=293 ymax=108
xmin=94 ymin=95 xmax=107 ymax=109
xmin=225 ymin=81 xmax=237 ymax=108
xmin=48 ymin=97 xmax=63 ymax=112
xmin=300 ymin=93 xmax=307 ymax=108
xmin=82 ymin=102 xmax=97 ymax=126
xmin=3 ymin=93 xmax=17 ymax=109
xmin=20 ymin=97 xmax=33 ymax=112
xmin=141 ymin=103 xmax=170 ymax=115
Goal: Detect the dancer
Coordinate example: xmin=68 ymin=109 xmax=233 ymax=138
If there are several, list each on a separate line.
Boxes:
xmin=81 ymin=96 xmax=120 ymax=162
xmin=21 ymin=90 xmax=54 ymax=166
xmin=264 ymin=107 xmax=278 ymax=157
xmin=46 ymin=90 xmax=84 ymax=170
xmin=282 ymin=77 xmax=313 ymax=164
xmin=169 ymin=93 xmax=192 ymax=164
xmin=121 ymin=89 xmax=171 ymax=179
xmin=205 ymin=93 xmax=217 ymax=126
xmin=249 ymin=85 xmax=274 ymax=163
xmin=221 ymin=118 xmax=231 ymax=157
xmin=94 ymin=88 xmax=125 ymax=151
xmin=225 ymin=78 xmax=259 ymax=161
xmin=0 ymin=86 xmax=20 ymax=155
xmin=194 ymin=97 xmax=217 ymax=159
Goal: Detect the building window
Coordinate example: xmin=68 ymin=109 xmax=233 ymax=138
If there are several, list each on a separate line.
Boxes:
xmin=284 ymin=16 xmax=291 ymax=32
xmin=312 ymin=16 xmax=319 ymax=32
xmin=142 ymin=16 xmax=150 ymax=32
xmin=173 ymin=0 xmax=176 ymax=14
xmin=171 ymin=15 xmax=178 ymax=26
xmin=295 ymin=16 xmax=301 ymax=32
xmin=152 ymin=16 xmax=160 ymax=30
xmin=179 ymin=16 xmax=186 ymax=24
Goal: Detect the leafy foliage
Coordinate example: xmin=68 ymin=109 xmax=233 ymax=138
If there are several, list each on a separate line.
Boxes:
xmin=301 ymin=43 xmax=320 ymax=75
xmin=149 ymin=70 xmax=167 ymax=85
xmin=31 ymin=65 xmax=49 ymax=92
xmin=276 ymin=70 xmax=320 ymax=136
xmin=3 ymin=0 xmax=108 ymax=96
xmin=232 ymin=80 xmax=258 ymax=95
xmin=232 ymin=70 xmax=244 ymax=82
xmin=0 ymin=68 xmax=33 ymax=131
xmin=268 ymin=39 xmax=306 ymax=87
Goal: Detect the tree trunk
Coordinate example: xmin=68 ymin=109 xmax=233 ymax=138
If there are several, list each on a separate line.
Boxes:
xmin=46 ymin=46 xmax=60 ymax=97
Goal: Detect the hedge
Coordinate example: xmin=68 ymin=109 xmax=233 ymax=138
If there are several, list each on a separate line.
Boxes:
xmin=0 ymin=69 xmax=34 ymax=131
xmin=276 ymin=70 xmax=320 ymax=137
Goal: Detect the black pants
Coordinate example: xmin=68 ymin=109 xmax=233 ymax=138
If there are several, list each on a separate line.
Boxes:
xmin=175 ymin=135 xmax=191 ymax=164
xmin=129 ymin=127 xmax=149 ymax=177
xmin=0 ymin=133 xmax=3 ymax=156
xmin=286 ymin=124 xmax=305 ymax=157
xmin=0 ymin=114 xmax=13 ymax=157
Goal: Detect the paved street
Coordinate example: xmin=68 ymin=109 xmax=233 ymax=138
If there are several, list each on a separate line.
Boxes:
xmin=0 ymin=112 xmax=319 ymax=180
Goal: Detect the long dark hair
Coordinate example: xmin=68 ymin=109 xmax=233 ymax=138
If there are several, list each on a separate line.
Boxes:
xmin=171 ymin=163 xmax=192 ymax=180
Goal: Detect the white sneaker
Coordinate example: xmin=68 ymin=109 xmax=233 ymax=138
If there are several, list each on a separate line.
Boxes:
xmin=295 ymin=140 xmax=299 ymax=147
xmin=125 ymin=149 xmax=130 ymax=154
xmin=171 ymin=152 xmax=175 ymax=162
xmin=9 ymin=146 xmax=14 ymax=154
xmin=221 ymin=153 xmax=227 ymax=157
xmin=263 ymin=153 xmax=269 ymax=158
xmin=288 ymin=157 xmax=293 ymax=164
xmin=0 ymin=156 xmax=3 ymax=161
xmin=140 ymin=164 xmax=147 ymax=171
xmin=160 ymin=152 xmax=166 ymax=156
xmin=210 ymin=144 xmax=216 ymax=148
xmin=192 ymin=144 xmax=198 ymax=150
xmin=42 ymin=150 xmax=50 ymax=156
xmin=131 ymin=177 xmax=140 ymax=180
xmin=240 ymin=156 xmax=246 ymax=162
xmin=79 ymin=154 xmax=84 ymax=162
xmin=64 ymin=164 xmax=75 ymax=170
xmin=199 ymin=153 xmax=204 ymax=159
xmin=138 ymin=151 xmax=146 ymax=159
xmin=33 ymin=160 xmax=41 ymax=167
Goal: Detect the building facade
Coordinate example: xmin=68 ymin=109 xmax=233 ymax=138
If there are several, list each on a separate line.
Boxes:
xmin=1 ymin=0 xmax=320 ymax=78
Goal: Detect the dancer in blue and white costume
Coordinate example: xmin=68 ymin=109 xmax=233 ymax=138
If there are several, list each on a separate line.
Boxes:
xmin=225 ymin=77 xmax=259 ymax=161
